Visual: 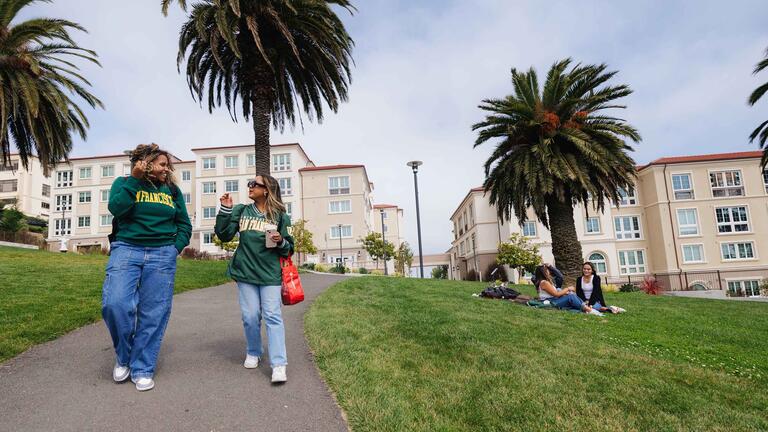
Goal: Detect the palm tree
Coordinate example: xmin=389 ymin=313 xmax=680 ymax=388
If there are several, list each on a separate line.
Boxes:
xmin=0 ymin=0 xmax=102 ymax=174
xmin=748 ymin=47 xmax=768 ymax=168
xmin=473 ymin=59 xmax=641 ymax=283
xmin=164 ymin=0 xmax=354 ymax=174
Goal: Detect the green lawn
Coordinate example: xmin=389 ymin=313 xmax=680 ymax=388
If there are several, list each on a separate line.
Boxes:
xmin=0 ymin=246 xmax=231 ymax=363
xmin=305 ymin=277 xmax=768 ymax=432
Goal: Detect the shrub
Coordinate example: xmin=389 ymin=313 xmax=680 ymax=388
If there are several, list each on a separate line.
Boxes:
xmin=329 ymin=264 xmax=347 ymax=274
xmin=603 ymin=283 xmax=619 ymax=293
xmin=314 ymin=263 xmax=330 ymax=273
xmin=358 ymin=267 xmax=369 ymax=274
xmin=370 ymin=269 xmax=384 ymax=276
xmin=431 ymin=265 xmax=448 ymax=279
xmin=619 ymin=283 xmax=639 ymax=293
xmin=180 ymin=247 xmax=213 ymax=260
xmin=484 ymin=262 xmax=508 ymax=282
xmin=641 ymin=276 xmax=663 ymax=295
xmin=466 ymin=269 xmax=478 ymax=281
xmin=300 ymin=262 xmax=316 ymax=270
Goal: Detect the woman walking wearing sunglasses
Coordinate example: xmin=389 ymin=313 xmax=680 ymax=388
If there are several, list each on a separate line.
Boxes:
xmin=215 ymin=175 xmax=294 ymax=383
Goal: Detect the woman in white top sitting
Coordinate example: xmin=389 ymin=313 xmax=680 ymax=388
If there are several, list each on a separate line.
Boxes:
xmin=534 ymin=265 xmax=593 ymax=313
xmin=575 ymin=262 xmax=608 ymax=309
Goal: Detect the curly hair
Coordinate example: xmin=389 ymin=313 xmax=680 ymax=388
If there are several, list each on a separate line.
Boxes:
xmin=126 ymin=143 xmax=177 ymax=186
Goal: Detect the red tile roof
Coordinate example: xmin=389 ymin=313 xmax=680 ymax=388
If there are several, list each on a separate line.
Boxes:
xmin=374 ymin=204 xmax=398 ymax=209
xmin=299 ymin=164 xmax=364 ymax=172
xmin=641 ymin=151 xmax=762 ymax=169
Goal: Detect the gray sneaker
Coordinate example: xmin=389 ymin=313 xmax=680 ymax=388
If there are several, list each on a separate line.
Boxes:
xmin=132 ymin=377 xmax=155 ymax=392
xmin=271 ymin=366 xmax=287 ymax=383
xmin=113 ymin=363 xmax=130 ymax=383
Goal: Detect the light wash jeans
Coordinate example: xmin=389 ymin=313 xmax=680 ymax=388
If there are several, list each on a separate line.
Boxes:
xmin=237 ymin=282 xmax=287 ymax=367
xmin=550 ymin=293 xmax=585 ymax=311
xmin=102 ymin=241 xmax=177 ymax=379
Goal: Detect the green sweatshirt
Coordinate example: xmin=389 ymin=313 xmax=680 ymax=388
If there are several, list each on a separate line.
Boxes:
xmin=215 ymin=203 xmax=294 ymax=286
xmin=108 ymin=176 xmax=192 ymax=253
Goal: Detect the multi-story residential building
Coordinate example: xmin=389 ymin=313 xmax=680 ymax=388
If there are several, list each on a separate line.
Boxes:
xmin=299 ymin=164 xmax=375 ymax=267
xmin=0 ymin=155 xmax=51 ymax=219
xmin=449 ymin=151 xmax=768 ymax=296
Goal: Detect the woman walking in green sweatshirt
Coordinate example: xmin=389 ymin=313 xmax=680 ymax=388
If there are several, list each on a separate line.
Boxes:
xmin=215 ymin=175 xmax=294 ymax=383
xmin=102 ymin=144 xmax=192 ymax=392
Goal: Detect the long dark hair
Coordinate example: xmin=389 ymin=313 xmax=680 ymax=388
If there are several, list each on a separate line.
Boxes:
xmin=582 ymin=261 xmax=597 ymax=276
xmin=533 ymin=265 xmax=551 ymax=288
xmin=127 ymin=143 xmax=177 ymax=187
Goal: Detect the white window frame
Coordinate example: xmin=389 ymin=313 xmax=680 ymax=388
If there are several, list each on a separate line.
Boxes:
xmin=329 ymin=199 xmax=352 ymax=214
xmin=203 ymin=232 xmax=215 ymax=245
xmin=727 ymin=279 xmax=762 ymax=297
xmin=123 ymin=164 xmax=131 ymax=176
xmin=720 ymin=241 xmax=756 ymax=261
xmin=101 ymin=165 xmax=115 ymax=178
xmin=328 ymin=176 xmax=350 ymax=195
xmin=182 ymin=170 xmax=191 ymax=181
xmin=676 ymin=208 xmax=699 ymax=237
xmin=79 ymin=167 xmax=92 ymax=179
xmin=585 ymin=217 xmax=601 ymax=234
xmin=77 ymin=216 xmax=90 ymax=228
xmin=763 ymin=168 xmax=768 ymax=194
xmin=715 ymin=205 xmax=750 ymax=234
xmin=709 ymin=169 xmax=744 ymax=198
xmin=202 ymin=182 xmax=216 ymax=195
xmin=42 ymin=184 xmax=51 ymax=197
xmin=587 ymin=252 xmax=607 ymax=274
xmin=285 ymin=202 xmax=293 ymax=217
xmin=671 ymin=172 xmax=694 ymax=200
xmin=681 ymin=243 xmax=705 ymax=264
xmin=278 ymin=177 xmax=292 ymax=196
xmin=203 ymin=207 xmax=216 ymax=219
xmin=225 ymin=180 xmax=239 ymax=193
xmin=329 ymin=225 xmax=353 ymax=239
xmin=183 ymin=193 xmax=191 ymax=204
xmin=246 ymin=153 xmax=255 ymax=167
xmin=78 ymin=191 xmax=92 ymax=203
xmin=54 ymin=218 xmax=72 ymax=236
xmin=100 ymin=190 xmax=110 ymax=202
xmin=224 ymin=155 xmax=239 ymax=169
xmin=614 ymin=215 xmax=642 ymax=240
xmin=56 ymin=171 xmax=73 ymax=188
xmin=202 ymin=157 xmax=216 ymax=170
xmin=55 ymin=194 xmax=73 ymax=212
xmin=617 ymin=249 xmax=646 ymax=275
xmin=522 ymin=221 xmax=537 ymax=237
xmin=100 ymin=214 xmax=113 ymax=227
xmin=272 ymin=153 xmax=291 ymax=172
xmin=617 ymin=187 xmax=637 ymax=206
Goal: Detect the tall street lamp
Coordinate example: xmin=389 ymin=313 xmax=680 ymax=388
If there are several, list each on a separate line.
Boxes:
xmin=380 ymin=209 xmax=388 ymax=276
xmin=407 ymin=160 xmax=424 ymax=278
xmin=337 ymin=223 xmax=343 ymax=269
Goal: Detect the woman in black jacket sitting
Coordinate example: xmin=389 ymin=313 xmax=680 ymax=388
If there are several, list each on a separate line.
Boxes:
xmin=575 ymin=261 xmax=609 ymax=311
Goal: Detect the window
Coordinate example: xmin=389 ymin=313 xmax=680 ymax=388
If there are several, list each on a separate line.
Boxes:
xmin=54 ymin=218 xmax=71 ymax=236
xmin=382 ymin=211 xmax=388 ymax=219
xmin=330 ymin=225 xmax=352 ymax=239
xmin=614 ymin=216 xmax=641 ymax=240
xmin=202 ymin=157 xmax=216 ymax=170
xmin=459 ymin=241 xmax=465 ymax=256
xmin=618 ymin=187 xmax=637 ymax=205
xmin=328 ymin=176 xmax=350 ymax=195
xmin=77 ymin=216 xmax=91 ymax=228
xmin=56 ymin=171 xmax=73 ymax=188
xmin=78 ymin=191 xmax=92 ymax=203
xmin=100 ymin=190 xmax=109 ymax=202
xmin=0 ymin=179 xmax=17 ymax=192
xmin=182 ymin=170 xmax=191 ymax=181
xmin=202 ymin=182 xmax=216 ymax=194
xmin=522 ymin=221 xmax=537 ymax=237
xmin=715 ymin=206 xmax=749 ymax=233
xmin=79 ymin=167 xmax=92 ymax=179
xmin=247 ymin=153 xmax=255 ymax=167
xmin=55 ymin=194 xmax=72 ymax=212
xmin=471 ymin=233 xmax=477 ymax=251
xmin=225 ymin=180 xmax=239 ymax=193
xmin=721 ymin=242 xmax=755 ymax=260
xmin=710 ymin=170 xmax=744 ymax=197
xmin=224 ymin=156 xmax=239 ymax=169
xmin=123 ymin=164 xmax=131 ymax=176
xmin=764 ymin=169 xmax=768 ymax=193
xmin=41 ymin=202 xmax=50 ymax=210
xmin=0 ymin=161 xmax=19 ymax=171
xmin=588 ymin=252 xmax=607 ymax=274
xmin=42 ymin=184 xmax=50 ymax=197
xmin=463 ymin=211 xmax=468 ymax=230
xmin=585 ymin=217 xmax=600 ymax=234
xmin=285 ymin=202 xmax=292 ymax=217
xmin=203 ymin=232 xmax=215 ymax=244
xmin=100 ymin=214 xmax=113 ymax=227
xmin=329 ymin=200 xmax=352 ymax=214
xmin=183 ymin=193 xmax=191 ymax=204
xmin=676 ymin=209 xmax=699 ymax=236
xmin=728 ymin=280 xmax=761 ymax=297
xmin=468 ymin=204 xmax=475 ymax=226
xmin=272 ymin=154 xmax=291 ymax=172
xmin=203 ymin=207 xmax=216 ymax=219
xmin=101 ymin=165 xmax=115 ymax=177
xmin=670 ymin=174 xmax=694 ymax=200
xmin=618 ymin=250 xmax=646 ymax=275
xmin=383 ymin=224 xmax=388 ymax=233
xmin=682 ymin=244 xmax=704 ymax=263
xmin=278 ymin=177 xmax=292 ymax=196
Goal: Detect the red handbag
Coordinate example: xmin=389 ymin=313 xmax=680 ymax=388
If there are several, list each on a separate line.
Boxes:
xmin=280 ymin=256 xmax=304 ymax=305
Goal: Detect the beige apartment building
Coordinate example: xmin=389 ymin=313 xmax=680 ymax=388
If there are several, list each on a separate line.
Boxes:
xmin=372 ymin=204 xmax=405 ymax=273
xmin=0 ymin=155 xmax=51 ymax=219
xmin=449 ymin=151 xmax=768 ymax=296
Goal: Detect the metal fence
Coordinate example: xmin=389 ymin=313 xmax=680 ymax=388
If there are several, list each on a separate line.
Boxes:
xmin=604 ymin=267 xmax=768 ymax=296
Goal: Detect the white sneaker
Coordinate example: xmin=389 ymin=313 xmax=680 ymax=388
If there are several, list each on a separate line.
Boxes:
xmin=588 ymin=308 xmax=605 ymax=317
xmin=132 ymin=377 xmax=155 ymax=392
xmin=113 ymin=363 xmax=130 ymax=382
xmin=271 ymin=365 xmax=287 ymax=383
xmin=244 ymin=355 xmax=260 ymax=369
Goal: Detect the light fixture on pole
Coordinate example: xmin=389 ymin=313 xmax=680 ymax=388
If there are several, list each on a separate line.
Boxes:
xmin=406 ymin=160 xmax=424 ymax=278
xmin=380 ymin=209 xmax=388 ymax=276
xmin=337 ymin=223 xmax=343 ymax=269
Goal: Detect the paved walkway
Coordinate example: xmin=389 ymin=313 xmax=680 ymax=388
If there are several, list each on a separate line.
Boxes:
xmin=0 ymin=273 xmax=347 ymax=432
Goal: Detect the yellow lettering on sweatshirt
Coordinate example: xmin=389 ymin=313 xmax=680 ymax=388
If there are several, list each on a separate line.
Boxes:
xmin=134 ymin=190 xmax=175 ymax=209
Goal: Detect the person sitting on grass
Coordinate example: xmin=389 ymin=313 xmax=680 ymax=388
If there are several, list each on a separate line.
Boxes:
xmin=534 ymin=264 xmax=599 ymax=315
xmin=575 ymin=262 xmax=624 ymax=314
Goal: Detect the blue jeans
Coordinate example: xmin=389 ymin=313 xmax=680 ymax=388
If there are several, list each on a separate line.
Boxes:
xmin=550 ymin=293 xmax=585 ymax=311
xmin=102 ymin=241 xmax=177 ymax=379
xmin=237 ymin=282 xmax=287 ymax=367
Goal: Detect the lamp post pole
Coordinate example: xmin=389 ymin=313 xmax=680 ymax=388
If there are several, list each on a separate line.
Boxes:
xmin=337 ymin=223 xmax=343 ymax=269
xmin=407 ymin=161 xmax=424 ymax=278
xmin=380 ymin=209 xmax=388 ymax=275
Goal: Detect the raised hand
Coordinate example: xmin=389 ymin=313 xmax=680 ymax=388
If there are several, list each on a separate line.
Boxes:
xmin=220 ymin=193 xmax=233 ymax=207
xmin=131 ymin=160 xmax=147 ymax=179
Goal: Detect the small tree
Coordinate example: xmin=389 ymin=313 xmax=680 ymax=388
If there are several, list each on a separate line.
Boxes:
xmin=291 ymin=219 xmax=318 ymax=264
xmin=496 ymin=233 xmax=542 ymax=283
xmin=213 ymin=234 xmax=238 ymax=257
xmin=361 ymin=232 xmax=395 ymax=269
xmin=0 ymin=206 xmax=27 ymax=233
xmin=431 ymin=265 xmax=448 ymax=279
xmin=394 ymin=242 xmax=414 ymax=276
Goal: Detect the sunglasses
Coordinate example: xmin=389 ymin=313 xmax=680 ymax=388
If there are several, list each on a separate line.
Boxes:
xmin=247 ymin=180 xmax=266 ymax=189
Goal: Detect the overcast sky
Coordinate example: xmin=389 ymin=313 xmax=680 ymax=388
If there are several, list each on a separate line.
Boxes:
xmin=18 ymin=0 xmax=768 ymax=254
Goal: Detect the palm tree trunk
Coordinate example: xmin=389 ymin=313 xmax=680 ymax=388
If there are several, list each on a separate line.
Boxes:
xmin=546 ymin=194 xmax=584 ymax=286
xmin=251 ymin=95 xmax=271 ymax=175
